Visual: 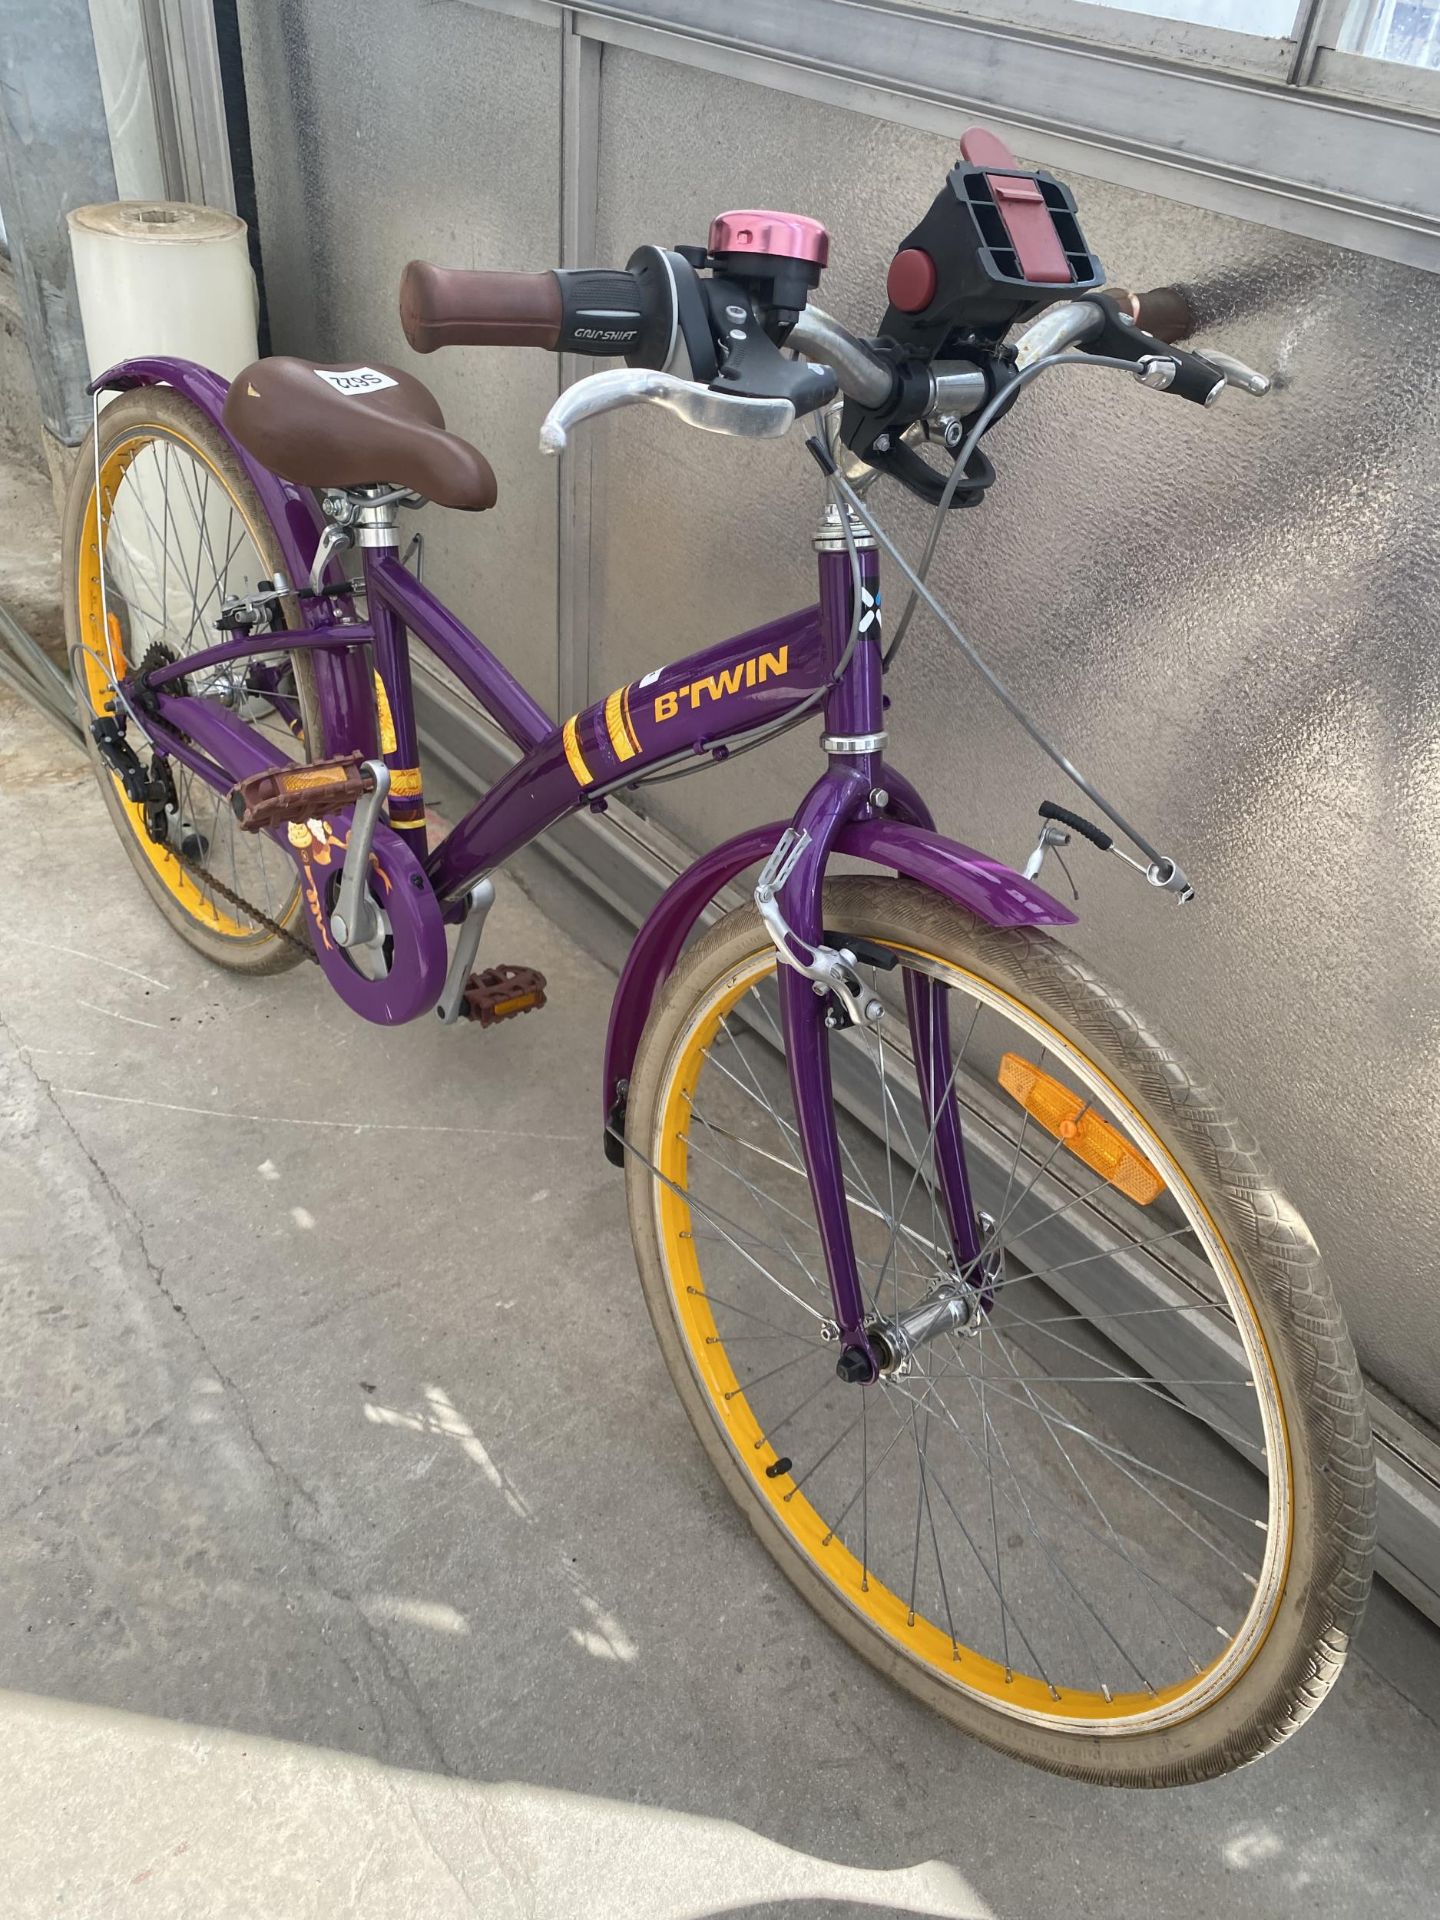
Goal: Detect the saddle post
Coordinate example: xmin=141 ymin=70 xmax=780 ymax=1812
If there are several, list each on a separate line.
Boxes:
xmin=357 ymin=526 xmax=429 ymax=855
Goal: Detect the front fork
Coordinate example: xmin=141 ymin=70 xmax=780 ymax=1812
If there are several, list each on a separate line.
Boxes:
xmin=764 ymin=521 xmax=986 ymax=1382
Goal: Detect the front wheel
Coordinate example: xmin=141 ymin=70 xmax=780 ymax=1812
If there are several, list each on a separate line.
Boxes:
xmin=625 ymin=876 xmax=1374 ymax=1786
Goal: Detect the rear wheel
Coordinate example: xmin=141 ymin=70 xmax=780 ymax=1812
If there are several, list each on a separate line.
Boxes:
xmin=625 ymin=877 xmax=1375 ymax=1785
xmin=63 ymin=386 xmax=324 ymax=972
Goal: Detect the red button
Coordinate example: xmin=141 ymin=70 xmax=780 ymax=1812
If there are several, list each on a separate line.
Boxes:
xmin=887 ymin=248 xmax=937 ymax=313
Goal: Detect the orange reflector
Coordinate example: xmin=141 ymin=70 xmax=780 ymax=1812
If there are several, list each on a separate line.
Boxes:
xmin=998 ymin=1053 xmax=1164 ymax=1206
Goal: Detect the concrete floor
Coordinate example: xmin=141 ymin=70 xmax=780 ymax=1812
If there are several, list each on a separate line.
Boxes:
xmin=3 ymin=449 xmax=1440 ymax=1919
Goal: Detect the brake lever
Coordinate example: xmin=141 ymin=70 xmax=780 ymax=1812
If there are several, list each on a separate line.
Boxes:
xmin=1193 ymin=349 xmax=1271 ymax=397
xmin=1014 ymin=303 xmax=1271 ymax=397
xmin=539 ymin=369 xmax=795 ymax=454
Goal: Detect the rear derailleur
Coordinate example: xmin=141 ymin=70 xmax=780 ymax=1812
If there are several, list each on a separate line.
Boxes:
xmin=90 ymin=711 xmax=178 ymax=845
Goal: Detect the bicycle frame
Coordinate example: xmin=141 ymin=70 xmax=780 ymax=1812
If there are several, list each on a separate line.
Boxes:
xmin=95 ymin=356 xmax=1076 ymax=1364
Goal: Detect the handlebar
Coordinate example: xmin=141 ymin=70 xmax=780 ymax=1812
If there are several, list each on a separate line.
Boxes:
xmin=787 ymin=307 xmax=892 ymax=409
xmin=401 ymin=140 xmax=1271 ymax=494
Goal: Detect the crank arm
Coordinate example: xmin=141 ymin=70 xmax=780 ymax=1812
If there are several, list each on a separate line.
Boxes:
xmin=329 ymin=759 xmax=391 ymax=948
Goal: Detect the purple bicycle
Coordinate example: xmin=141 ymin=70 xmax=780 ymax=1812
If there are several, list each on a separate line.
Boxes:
xmin=63 ymin=130 xmax=1374 ymax=1786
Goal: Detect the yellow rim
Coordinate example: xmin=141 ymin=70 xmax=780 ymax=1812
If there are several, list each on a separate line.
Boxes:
xmin=76 ymin=425 xmax=297 ymax=941
xmin=652 ymin=940 xmax=1293 ymax=1734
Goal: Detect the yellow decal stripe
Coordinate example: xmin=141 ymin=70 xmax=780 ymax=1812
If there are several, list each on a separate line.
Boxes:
xmin=562 ymin=714 xmax=595 ymax=787
xmin=373 ymin=671 xmax=398 ymax=754
xmin=620 ymin=683 xmax=642 ymax=755
xmin=388 ymin=765 xmax=423 ymax=798
xmin=604 ymin=687 xmax=637 ymax=762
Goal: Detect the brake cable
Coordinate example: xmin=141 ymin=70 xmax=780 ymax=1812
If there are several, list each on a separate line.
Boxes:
xmin=806 ymin=368 xmax=1193 ymax=897
xmin=884 ymin=349 xmax=1147 ymax=667
xmin=596 ymin=464 xmax=868 ymax=795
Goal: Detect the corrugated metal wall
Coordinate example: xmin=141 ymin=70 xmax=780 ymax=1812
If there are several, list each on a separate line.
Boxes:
xmin=238 ymin=2 xmax=1440 ymax=1427
xmin=238 ymin=0 xmax=563 ymax=706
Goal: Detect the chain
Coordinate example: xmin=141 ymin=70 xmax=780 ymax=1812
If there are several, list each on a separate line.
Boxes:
xmin=168 ymin=836 xmax=319 ymax=964
xmin=130 ymin=644 xmax=320 ymax=964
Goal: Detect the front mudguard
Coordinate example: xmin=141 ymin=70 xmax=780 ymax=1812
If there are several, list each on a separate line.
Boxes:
xmin=602 ymin=812 xmax=1076 ymax=1141
xmin=89 ymin=356 xmax=374 ymax=757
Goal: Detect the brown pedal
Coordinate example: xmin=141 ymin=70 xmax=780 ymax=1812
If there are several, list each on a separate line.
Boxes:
xmin=459 ymin=965 xmax=548 ymax=1027
xmin=230 ymin=753 xmax=373 ymax=832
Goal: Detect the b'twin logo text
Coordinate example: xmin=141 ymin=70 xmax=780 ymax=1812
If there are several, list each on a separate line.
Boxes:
xmin=652 ymin=646 xmax=788 ymax=722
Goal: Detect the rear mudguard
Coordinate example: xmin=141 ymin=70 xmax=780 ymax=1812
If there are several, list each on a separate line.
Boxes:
xmin=91 ymin=357 xmax=334 ymax=597
xmin=89 ymin=356 xmax=375 ymax=757
xmin=602 ymin=813 xmax=1075 ymax=1133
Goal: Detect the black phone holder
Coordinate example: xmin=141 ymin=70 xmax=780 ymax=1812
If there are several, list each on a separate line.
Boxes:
xmin=841 ymin=131 xmax=1105 ymax=504
xmin=875 ymin=156 xmax=1103 ymax=356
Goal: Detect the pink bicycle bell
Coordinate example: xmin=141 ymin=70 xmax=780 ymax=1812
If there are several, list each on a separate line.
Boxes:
xmin=708 ymin=210 xmax=831 ymax=323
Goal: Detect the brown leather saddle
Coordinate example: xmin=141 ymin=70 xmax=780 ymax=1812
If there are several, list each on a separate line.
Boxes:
xmin=223 ymin=357 xmax=497 ymax=512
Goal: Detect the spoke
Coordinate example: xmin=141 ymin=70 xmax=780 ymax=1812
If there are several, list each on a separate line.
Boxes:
xmin=758 ymin=1369 xmax=840 ymax=1450
xmin=687 ymin=1214 xmax=827 ymax=1277
xmin=703 ymin=1331 xmax=812 ymax=1343
xmin=888 ymin=1363 xmax=1058 ymax=1687
xmin=158 ymin=442 xmax=205 ymax=646
xmin=119 ymin=445 xmax=197 ymax=634
xmin=685 ymin=1111 xmax=828 ymax=1298
xmin=191 ymin=520 xmax=250 ymax=642
xmin=907 ymin=1436 xmax=926 ymax=1626
xmin=995 ymin=1049 xmax=1041 ymax=1227
xmin=915 ymin=1401 xmax=960 ymax=1652
xmin=819 ymin=1387 xmax=919 ymax=1549
xmin=986 ymin=1295 xmax=1262 ymax=1451
xmin=690 ymin=1105 xmax=943 ymax=1283
xmin=861 ymin=1384 xmax=869 ymax=1588
xmin=991 ymin=1168 xmax=1131 ymax=1267
xmin=890 ymin=1362 xmax=1161 ymax=1687
xmin=876 ymin=1021 xmax=901 ymax=1327
xmin=939 ymin=1353 xmax=1154 ymax=1690
xmin=968 ymin=1365 xmax=1258 ymax=1581
xmin=172 ymin=449 xmax=243 ymax=645
xmin=625 ymin=1125 xmax=831 ymax=1325
xmin=979 ymin=1325 xmax=1201 ymax=1679
xmin=985 ymin=1224 xmax=1202 ymax=1303
xmin=968 ymin=1125 xmax=1076 ymax=1269
xmin=740 ymin=989 xmax=931 ymax=1269
xmin=980 ymin=1358 xmax=1009 ymax=1676
xmin=870 ymin=996 xmax=984 ymax=1304
xmin=155 ymin=445 xmax=170 ymax=626
xmin=1017 ymin=1296 xmax=1230 ymax=1331
xmin=783 ymin=1400 xmax=868 ymax=1500
xmin=712 ymin=1014 xmax=898 ymax=1246
xmin=693 ymin=1287 xmax=813 ymax=1342
xmin=726 ymin=1343 xmax=826 ymax=1402
xmin=953 ymin=1363 xmax=1267 ymax=1521
xmin=688 ymin=1165 xmax=934 ymax=1288
xmin=981 ymin=1372 xmax=1248 ymax=1388
xmin=100 ymin=508 xmax=170 ymax=632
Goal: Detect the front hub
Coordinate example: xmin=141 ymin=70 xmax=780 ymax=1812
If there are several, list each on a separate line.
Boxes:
xmin=837 ymin=1210 xmax=1004 ymax=1381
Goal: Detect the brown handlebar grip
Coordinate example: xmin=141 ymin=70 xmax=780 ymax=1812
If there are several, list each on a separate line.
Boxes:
xmin=1109 ymin=284 xmax=1194 ymax=345
xmin=399 ymin=261 xmax=563 ymax=353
